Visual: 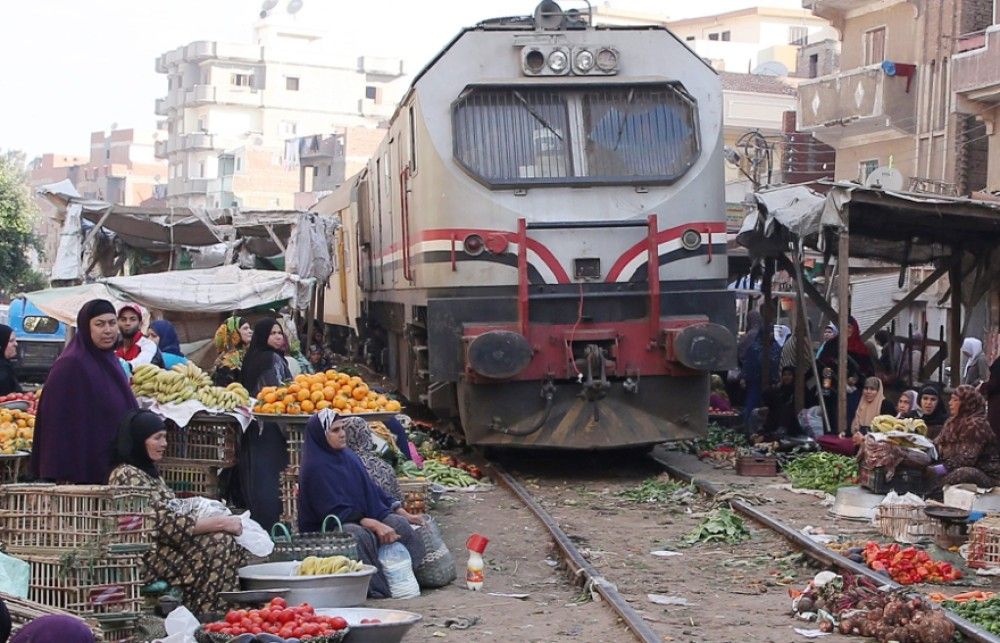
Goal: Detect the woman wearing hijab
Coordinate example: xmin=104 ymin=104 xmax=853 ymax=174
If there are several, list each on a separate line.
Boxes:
xmin=342 ymin=417 xmax=404 ymax=501
xmin=30 ymin=300 xmax=139 ymax=484
xmin=10 ymin=615 xmax=94 ymax=643
xmin=298 ymin=411 xmax=425 ymax=599
xmin=917 ymin=385 xmax=949 ymax=437
xmin=239 ymin=318 xmax=293 ymax=529
xmin=739 ymin=314 xmax=781 ymax=427
xmin=148 ymin=320 xmax=188 ymax=369
xmin=894 ymin=390 xmax=920 ymax=419
xmin=709 ymin=374 xmax=733 ymax=413
xmin=961 ymin=337 xmax=989 ymax=387
xmin=929 ymin=385 xmax=1000 ymax=488
xmin=816 ymin=317 xmax=876 ymax=431
xmin=850 ymin=377 xmax=895 ymax=435
xmin=0 ymin=324 xmax=21 ymax=396
xmin=211 ymin=316 xmax=251 ymax=386
xmin=108 ymin=409 xmax=244 ymax=615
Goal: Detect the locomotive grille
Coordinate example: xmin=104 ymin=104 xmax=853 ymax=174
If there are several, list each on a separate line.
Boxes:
xmin=452 ymin=84 xmax=700 ymax=187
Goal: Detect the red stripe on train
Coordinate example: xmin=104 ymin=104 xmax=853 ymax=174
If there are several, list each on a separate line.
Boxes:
xmin=604 ymin=221 xmax=727 ymax=283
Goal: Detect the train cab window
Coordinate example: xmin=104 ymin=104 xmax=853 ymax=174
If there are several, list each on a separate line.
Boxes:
xmin=452 ymin=84 xmax=698 ymax=187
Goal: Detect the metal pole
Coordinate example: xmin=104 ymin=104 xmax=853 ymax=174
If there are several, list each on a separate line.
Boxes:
xmin=837 ymin=231 xmax=850 ymax=435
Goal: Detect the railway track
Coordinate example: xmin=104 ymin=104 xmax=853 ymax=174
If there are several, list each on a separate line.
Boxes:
xmin=485 ymin=451 xmax=1000 ymax=643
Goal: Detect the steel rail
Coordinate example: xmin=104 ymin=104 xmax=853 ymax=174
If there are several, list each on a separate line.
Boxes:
xmin=651 ymin=453 xmax=1000 ymax=643
xmin=489 ymin=464 xmax=663 ymax=643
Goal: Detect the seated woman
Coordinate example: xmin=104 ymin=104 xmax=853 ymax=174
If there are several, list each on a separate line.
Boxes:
xmin=709 ymin=374 xmax=733 ymax=413
xmin=10 ymin=615 xmax=94 ymax=643
xmin=148 ymin=320 xmax=188 ymax=369
xmin=298 ymin=411 xmax=425 ymax=599
xmin=929 ymin=385 xmax=1000 ymax=489
xmin=850 ymin=377 xmax=895 ymax=436
xmin=917 ymin=385 xmax=949 ymax=439
xmin=894 ymin=390 xmax=920 ymax=419
xmin=343 ymin=416 xmax=404 ymax=502
xmin=108 ymin=410 xmax=244 ymax=616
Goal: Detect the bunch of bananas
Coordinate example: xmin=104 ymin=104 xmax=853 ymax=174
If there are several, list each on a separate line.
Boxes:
xmin=297 ymin=555 xmax=364 ymax=576
xmin=132 ymin=363 xmax=250 ymax=410
xmin=870 ymin=415 xmax=928 ymax=435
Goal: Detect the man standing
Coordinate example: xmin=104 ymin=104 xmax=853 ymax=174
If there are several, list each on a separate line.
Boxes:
xmin=115 ymin=304 xmax=162 ymax=368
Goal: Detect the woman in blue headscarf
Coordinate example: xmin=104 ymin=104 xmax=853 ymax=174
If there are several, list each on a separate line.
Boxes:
xmin=298 ymin=410 xmax=425 ymax=598
xmin=148 ymin=320 xmax=188 ymax=369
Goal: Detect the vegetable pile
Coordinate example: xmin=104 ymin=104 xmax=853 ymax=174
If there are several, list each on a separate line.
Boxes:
xmin=682 ymin=508 xmax=750 ymax=545
xmin=862 ymin=543 xmax=961 ymax=585
xmin=415 ymin=461 xmax=478 ymax=488
xmin=942 ymin=596 xmax=1000 ymax=634
xmin=200 ymin=598 xmax=347 ymax=640
xmin=782 ymin=452 xmax=858 ymax=494
xmin=791 ymin=572 xmax=955 ymax=642
xmin=617 ymin=478 xmax=688 ymax=503
xmin=680 ymin=425 xmax=747 ymax=458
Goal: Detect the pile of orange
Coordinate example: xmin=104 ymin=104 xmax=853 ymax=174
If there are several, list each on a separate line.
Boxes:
xmin=253 ymin=370 xmax=402 ymax=416
xmin=0 ymin=408 xmax=34 ymax=454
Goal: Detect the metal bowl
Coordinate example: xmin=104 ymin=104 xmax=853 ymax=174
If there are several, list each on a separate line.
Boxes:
xmin=238 ymin=561 xmax=375 ymax=608
xmin=830 ymin=485 xmax=884 ymax=521
xmin=316 ymin=607 xmax=422 ymax=643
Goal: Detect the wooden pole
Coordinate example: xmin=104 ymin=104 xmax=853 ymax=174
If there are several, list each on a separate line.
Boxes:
xmin=837 ymin=230 xmax=850 ymax=435
xmin=761 ymin=258 xmax=775 ymax=389
xmin=949 ymin=255 xmax=963 ymax=389
xmin=794 ymin=311 xmax=806 ymax=411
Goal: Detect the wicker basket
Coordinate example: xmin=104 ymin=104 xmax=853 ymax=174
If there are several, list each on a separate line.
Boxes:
xmin=283 ymin=420 xmax=307 ymax=470
xmin=967 ymin=515 xmax=1000 ymax=568
xmin=158 ymin=459 xmax=220 ymax=498
xmin=1 ymin=591 xmax=108 ymax=640
xmin=398 ymin=478 xmax=429 ymax=515
xmin=269 ymin=515 xmax=358 ymax=562
xmin=0 ymin=453 xmax=27 ymax=484
xmin=23 ymin=548 xmax=146 ymax=619
xmin=165 ymin=415 xmax=238 ymax=466
xmin=196 ymin=626 xmax=347 ymax=643
xmin=874 ymin=503 xmax=939 ymax=544
xmin=280 ymin=466 xmax=299 ymax=530
xmin=0 ymin=484 xmax=154 ymax=554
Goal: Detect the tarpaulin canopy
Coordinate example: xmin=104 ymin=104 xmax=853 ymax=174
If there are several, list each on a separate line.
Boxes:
xmin=25 ymin=265 xmax=312 ymax=327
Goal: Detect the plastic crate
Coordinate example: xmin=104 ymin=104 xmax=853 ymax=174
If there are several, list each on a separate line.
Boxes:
xmin=859 ymin=465 xmax=926 ymax=495
xmin=0 ymin=484 xmax=154 ymax=554
xmin=279 ymin=467 xmax=299 ymax=531
xmin=164 ymin=415 xmax=238 ymax=466
xmin=967 ymin=515 xmax=1000 ymax=569
xmin=23 ymin=549 xmax=146 ymax=619
xmin=158 ymin=459 xmax=220 ymax=498
xmin=398 ymin=478 xmax=429 ymax=514
xmin=283 ymin=421 xmax=307 ymax=470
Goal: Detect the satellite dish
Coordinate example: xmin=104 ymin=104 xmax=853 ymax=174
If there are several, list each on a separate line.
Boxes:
xmin=752 ymin=61 xmax=789 ymax=77
xmin=864 ymin=166 xmax=904 ymax=191
xmin=534 ymin=0 xmax=564 ymax=30
xmin=287 ymin=0 xmax=303 ymax=14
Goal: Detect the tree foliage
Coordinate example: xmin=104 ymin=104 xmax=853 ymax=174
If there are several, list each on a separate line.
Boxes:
xmin=0 ymin=153 xmax=43 ymax=297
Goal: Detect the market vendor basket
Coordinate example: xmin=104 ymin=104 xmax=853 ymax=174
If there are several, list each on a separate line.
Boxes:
xmin=269 ymin=516 xmax=358 ymax=563
xmin=967 ymin=515 xmax=1000 ymax=568
xmin=280 ymin=466 xmax=299 ymax=529
xmin=164 ymin=414 xmax=238 ymax=466
xmin=282 ymin=420 xmax=307 ymax=469
xmin=398 ymin=478 xmax=429 ymax=514
xmin=0 ymin=453 xmax=27 ymax=484
xmin=158 ymin=458 xmax=220 ymax=498
xmin=0 ymin=591 xmax=136 ymax=642
xmin=874 ymin=502 xmax=938 ymax=544
xmin=23 ymin=546 xmax=146 ymax=619
xmin=0 ymin=484 xmax=154 ymax=553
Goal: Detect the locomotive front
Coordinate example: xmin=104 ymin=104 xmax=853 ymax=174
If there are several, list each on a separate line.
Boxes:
xmin=373 ymin=2 xmax=737 ymax=449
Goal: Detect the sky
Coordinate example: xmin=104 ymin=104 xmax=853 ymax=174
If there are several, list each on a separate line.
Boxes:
xmin=0 ymin=0 xmax=803 ymax=159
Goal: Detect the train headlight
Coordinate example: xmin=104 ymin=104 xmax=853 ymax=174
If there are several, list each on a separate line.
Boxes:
xmin=680 ymin=229 xmax=702 ymax=251
xmin=574 ymin=49 xmax=595 ymax=73
xmin=524 ymin=48 xmax=546 ymax=74
xmin=463 ymin=234 xmax=485 ymax=256
xmin=596 ymin=47 xmax=619 ymax=73
xmin=547 ymin=50 xmax=569 ymax=74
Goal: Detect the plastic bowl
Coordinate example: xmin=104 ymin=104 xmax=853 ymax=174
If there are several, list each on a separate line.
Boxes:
xmin=0 ymin=401 xmax=29 ymax=411
xmin=315 ymin=607 xmax=422 ymax=643
xmin=238 ymin=561 xmax=375 ymax=608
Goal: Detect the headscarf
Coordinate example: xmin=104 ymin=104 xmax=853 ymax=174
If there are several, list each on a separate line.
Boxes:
xmin=114 ymin=409 xmax=166 ymax=479
xmin=817 ymin=323 xmax=838 ymax=358
xmin=343 ymin=416 xmax=403 ymax=501
xmin=213 ymin=316 xmax=246 ymax=371
xmin=962 ymin=337 xmax=984 ymax=379
xmin=0 ymin=599 xmax=10 ymax=643
xmin=240 ymin=318 xmax=287 ymax=395
xmin=737 ymin=310 xmax=763 ymax=364
xmin=846 ymin=317 xmax=869 ymax=357
xmin=852 ymin=376 xmax=886 ymax=432
xmin=935 ymin=385 xmax=991 ymax=458
xmin=896 ymin=390 xmax=919 ymax=418
xmin=0 ymin=324 xmax=20 ymax=396
xmin=10 ymin=615 xmax=95 ymax=643
xmin=773 ymin=324 xmax=792 ymax=347
xmin=30 ymin=300 xmax=138 ymax=484
xmin=149 ymin=320 xmax=182 ymax=357
xmin=710 ymin=374 xmax=729 ymax=400
xmin=919 ymin=385 xmax=949 ymax=425
xmin=297 ymin=411 xmax=396 ymax=533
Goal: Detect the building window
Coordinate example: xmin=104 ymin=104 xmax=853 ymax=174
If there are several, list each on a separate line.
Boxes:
xmin=808 ymin=54 xmax=819 ymax=78
xmin=235 ymin=157 xmax=242 ymax=172
xmin=863 ymin=27 xmax=886 ymax=66
xmin=286 ymin=76 xmax=300 ymax=91
xmin=708 ymin=32 xmax=719 ymax=41
xmin=231 ymin=73 xmax=253 ymax=87
xmin=859 ymin=159 xmax=879 ymax=182
xmin=685 ymin=36 xmax=695 ymax=41
xmin=365 ymin=86 xmax=378 ymax=100
xmin=720 ymin=31 xmax=731 ymax=42
xmin=789 ymin=26 xmax=808 ymax=46
xmin=936 ymin=57 xmax=949 ymax=131
xmin=280 ymin=121 xmax=298 ymax=136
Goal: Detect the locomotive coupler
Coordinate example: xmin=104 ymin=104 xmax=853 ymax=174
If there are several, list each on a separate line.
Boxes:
xmin=578 ymin=344 xmax=610 ymax=404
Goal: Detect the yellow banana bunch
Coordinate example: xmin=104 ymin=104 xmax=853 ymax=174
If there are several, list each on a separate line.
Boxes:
xmin=871 ymin=415 xmax=904 ymax=433
xmin=297 ymin=555 xmax=364 ymax=576
xmin=131 ymin=364 xmax=251 ymax=410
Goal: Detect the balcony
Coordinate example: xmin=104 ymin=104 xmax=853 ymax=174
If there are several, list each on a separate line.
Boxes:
xmin=181 ymin=133 xmax=215 ymax=150
xmin=154 ymin=98 xmax=168 ymax=116
xmin=953 ymin=25 xmax=1000 ymax=103
xmin=154 ymin=140 xmax=169 ymax=159
xmin=184 ymin=41 xmax=216 ymax=61
xmin=167 ymin=177 xmax=211 ymax=196
xmin=796 ymin=62 xmax=917 ymax=147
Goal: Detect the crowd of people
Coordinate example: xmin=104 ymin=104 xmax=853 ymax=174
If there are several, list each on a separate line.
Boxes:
xmin=13 ymin=298 xmax=424 ymax=616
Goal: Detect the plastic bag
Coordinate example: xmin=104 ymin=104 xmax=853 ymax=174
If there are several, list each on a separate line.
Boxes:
xmin=378 ymin=542 xmax=420 ymax=599
xmin=155 ymin=605 xmax=199 ymax=643
xmin=166 ymin=497 xmax=231 ymax=521
xmin=0 ymin=552 xmax=29 ymax=598
xmin=798 ymin=406 xmax=825 ymax=438
xmin=235 ymin=511 xmax=274 ymax=557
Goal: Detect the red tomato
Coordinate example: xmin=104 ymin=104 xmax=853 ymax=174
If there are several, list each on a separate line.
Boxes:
xmin=270 ymin=597 xmax=287 ymax=608
xmin=330 ymin=616 xmax=348 ymax=631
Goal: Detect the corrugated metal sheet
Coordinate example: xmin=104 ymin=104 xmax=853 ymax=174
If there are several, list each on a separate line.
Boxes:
xmin=852 ymin=274 xmax=905 ymax=332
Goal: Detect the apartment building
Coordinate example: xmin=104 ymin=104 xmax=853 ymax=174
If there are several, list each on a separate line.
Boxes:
xmin=797 ymin=0 xmax=994 ymax=194
xmin=293 ymin=126 xmax=386 ymax=210
xmin=155 ymin=21 xmax=405 ymax=209
xmin=953 ymin=4 xmax=1000 ymax=192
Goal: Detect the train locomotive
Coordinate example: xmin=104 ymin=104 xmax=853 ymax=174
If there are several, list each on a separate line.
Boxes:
xmin=320 ymin=1 xmax=737 ymax=449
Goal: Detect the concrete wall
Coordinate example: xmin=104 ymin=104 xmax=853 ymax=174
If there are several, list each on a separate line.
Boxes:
xmin=839 ymin=3 xmax=918 ymax=69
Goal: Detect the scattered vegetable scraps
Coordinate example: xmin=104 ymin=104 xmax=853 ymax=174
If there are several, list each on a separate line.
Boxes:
xmin=682 ymin=507 xmax=750 ymax=545
xmin=782 ymin=452 xmax=858 ymax=495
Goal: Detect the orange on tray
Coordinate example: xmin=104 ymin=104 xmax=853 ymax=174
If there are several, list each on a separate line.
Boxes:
xmin=253 ymin=370 xmax=402 ymax=416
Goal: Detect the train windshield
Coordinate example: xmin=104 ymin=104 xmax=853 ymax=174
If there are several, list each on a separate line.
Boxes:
xmin=452 ymin=84 xmax=699 ymax=188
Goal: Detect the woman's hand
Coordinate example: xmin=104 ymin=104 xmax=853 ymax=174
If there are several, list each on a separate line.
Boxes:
xmin=396 ymin=508 xmax=425 ymax=526
xmin=362 ymin=518 xmax=399 ymax=544
xmin=192 ymin=515 xmax=243 ymax=536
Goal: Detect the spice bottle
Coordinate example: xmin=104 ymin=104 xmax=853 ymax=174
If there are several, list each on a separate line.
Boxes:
xmin=465 ymin=534 xmax=489 ymax=591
